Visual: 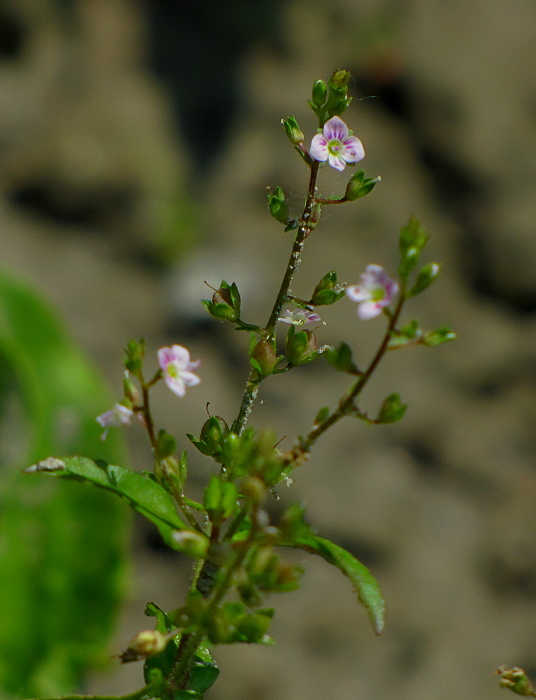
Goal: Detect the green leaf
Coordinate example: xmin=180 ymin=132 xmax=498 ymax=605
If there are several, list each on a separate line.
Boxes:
xmin=0 ymin=271 xmax=128 ymax=697
xmin=24 ymin=455 xmax=186 ymax=548
xmin=278 ymin=509 xmax=385 ymax=635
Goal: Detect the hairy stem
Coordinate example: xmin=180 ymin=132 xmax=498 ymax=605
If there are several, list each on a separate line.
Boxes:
xmin=231 ymin=161 xmax=320 ymax=435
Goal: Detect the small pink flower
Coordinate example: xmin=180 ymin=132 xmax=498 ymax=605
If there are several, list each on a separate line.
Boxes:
xmin=309 ymin=116 xmax=365 ymax=171
xmin=158 ymin=344 xmax=201 ymax=397
xmin=346 ymin=265 xmax=399 ymax=320
xmin=278 ymin=308 xmax=323 ymax=326
xmin=96 ymin=403 xmax=133 ymax=440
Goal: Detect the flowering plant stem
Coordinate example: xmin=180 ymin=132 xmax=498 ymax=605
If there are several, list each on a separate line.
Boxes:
xmin=231 ymin=161 xmax=320 ymax=435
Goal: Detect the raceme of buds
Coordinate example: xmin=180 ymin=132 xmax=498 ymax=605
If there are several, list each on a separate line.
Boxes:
xmin=344 ymin=170 xmax=381 ymax=201
xmin=311 ymin=271 xmax=345 ymax=306
xmin=267 ymin=186 xmax=289 ymax=224
xmin=158 ymin=344 xmax=201 ymax=397
xmin=346 ymin=265 xmax=399 ymax=320
xmin=123 ymin=338 xmax=146 ymax=375
xmin=309 ymin=70 xmax=352 ymax=124
xmin=309 ymin=116 xmax=365 ymax=172
xmin=201 ymin=280 xmax=241 ymax=322
xmin=497 ymin=666 xmax=536 ymax=697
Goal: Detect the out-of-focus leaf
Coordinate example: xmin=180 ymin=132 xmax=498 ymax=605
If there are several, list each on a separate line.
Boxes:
xmin=0 ymin=271 xmax=129 ymax=698
xmin=278 ymin=508 xmax=385 ymax=635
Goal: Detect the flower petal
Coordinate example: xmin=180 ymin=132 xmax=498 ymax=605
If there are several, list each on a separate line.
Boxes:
xmin=323 ymin=116 xmax=348 ymax=141
xmin=327 ymin=152 xmax=347 ymax=171
xmin=309 ymin=134 xmax=328 ymax=161
xmin=357 ymin=301 xmax=383 ymax=320
xmin=342 ymin=136 xmax=365 ymax=163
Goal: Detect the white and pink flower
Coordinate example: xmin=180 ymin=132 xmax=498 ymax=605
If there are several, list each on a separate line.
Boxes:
xmin=346 ymin=265 xmax=399 ymax=320
xmin=278 ymin=308 xmax=322 ymax=326
xmin=96 ymin=403 xmax=133 ymax=440
xmin=158 ymin=344 xmax=201 ymax=397
xmin=309 ymin=116 xmax=365 ymax=172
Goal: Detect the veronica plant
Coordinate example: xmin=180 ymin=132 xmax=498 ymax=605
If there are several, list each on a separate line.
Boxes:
xmin=22 ymin=70 xmax=455 ymax=700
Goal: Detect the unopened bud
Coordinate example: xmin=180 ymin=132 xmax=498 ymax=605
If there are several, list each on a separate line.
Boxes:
xmin=311 ymin=79 xmax=327 ymax=107
xmin=408 ymin=262 xmax=441 ymax=297
xmin=121 ymin=629 xmax=167 ymax=663
xmin=281 ymin=115 xmax=304 ymax=145
xmin=344 ymin=170 xmax=381 ymax=201
xmin=497 ymin=666 xmax=536 ymax=697
xmin=172 ymin=530 xmax=209 ymax=559
xmin=267 ymin=186 xmax=289 ymax=224
xmin=286 ymin=327 xmax=318 ymax=366
xmin=250 ymin=338 xmax=281 ymax=376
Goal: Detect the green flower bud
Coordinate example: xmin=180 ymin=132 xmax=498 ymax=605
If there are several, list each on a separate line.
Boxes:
xmin=398 ymin=217 xmax=429 ymax=278
xmin=250 ymin=338 xmax=281 ymax=376
xmin=157 ymin=429 xmax=176 ymax=458
xmin=200 ymin=415 xmax=229 ymax=451
xmin=311 ymin=271 xmax=345 ymax=306
xmin=123 ymin=338 xmax=145 ymax=374
xmin=286 ymin=326 xmax=318 ymax=366
xmin=408 ymin=262 xmax=442 ymax=297
xmin=422 ymin=326 xmax=456 ymax=346
xmin=344 ymin=170 xmax=381 ymax=201
xmin=267 ymin=186 xmax=289 ymax=224
xmin=311 ymin=79 xmax=328 ymax=107
xmin=201 ymin=280 xmax=241 ymax=322
xmin=377 ymin=393 xmax=407 ymax=424
xmin=171 ymin=530 xmax=209 ymax=559
xmin=281 ymin=115 xmax=304 ymax=145
xmin=497 ymin=666 xmax=536 ymax=696
xmin=329 ymin=69 xmax=351 ymax=90
xmin=325 ymin=341 xmax=360 ymax=374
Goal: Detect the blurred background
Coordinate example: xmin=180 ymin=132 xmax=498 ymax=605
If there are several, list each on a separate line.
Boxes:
xmin=0 ymin=1 xmax=535 ymax=699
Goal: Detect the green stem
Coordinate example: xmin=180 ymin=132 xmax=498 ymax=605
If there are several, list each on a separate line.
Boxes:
xmin=231 ymin=161 xmax=320 ymax=436
xmin=297 ymin=287 xmax=406 ymax=455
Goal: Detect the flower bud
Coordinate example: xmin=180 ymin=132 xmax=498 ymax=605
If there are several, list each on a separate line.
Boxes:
xmin=329 ymin=69 xmax=351 ymax=90
xmin=286 ymin=327 xmax=318 ymax=366
xmin=497 ymin=666 xmax=536 ymax=696
xmin=250 ymin=338 xmax=281 ymax=376
xmin=422 ymin=326 xmax=456 ymax=346
xmin=377 ymin=393 xmax=407 ymax=424
xmin=171 ymin=530 xmax=209 ymax=559
xmin=311 ymin=271 xmax=345 ymax=306
xmin=121 ymin=629 xmax=167 ymax=662
xmin=344 ymin=170 xmax=381 ymax=201
xmin=201 ymin=281 xmax=241 ymax=322
xmin=281 ymin=115 xmax=304 ymax=145
xmin=408 ymin=262 xmax=441 ymax=297
xmin=122 ymin=371 xmax=139 ymax=405
xmin=311 ymin=79 xmax=327 ymax=107
xmin=123 ymin=338 xmax=145 ymax=374
xmin=241 ymin=476 xmax=266 ymax=506
xmin=267 ymin=186 xmax=289 ymax=224
xmin=157 ymin=429 xmax=177 ymax=458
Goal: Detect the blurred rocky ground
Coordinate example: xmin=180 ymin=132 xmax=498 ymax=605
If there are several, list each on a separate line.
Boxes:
xmin=1 ymin=1 xmax=535 ymax=700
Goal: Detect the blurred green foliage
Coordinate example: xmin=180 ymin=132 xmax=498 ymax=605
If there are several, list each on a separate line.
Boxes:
xmin=0 ymin=271 xmax=129 ymax=698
